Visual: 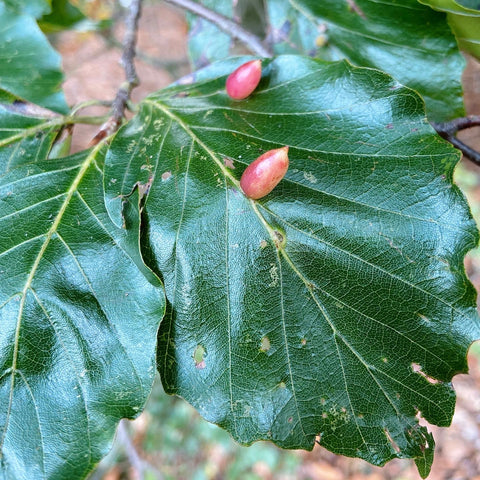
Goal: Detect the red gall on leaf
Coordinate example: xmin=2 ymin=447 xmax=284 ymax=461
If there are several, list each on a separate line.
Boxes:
xmin=240 ymin=146 xmax=289 ymax=200
xmin=226 ymin=59 xmax=262 ymax=100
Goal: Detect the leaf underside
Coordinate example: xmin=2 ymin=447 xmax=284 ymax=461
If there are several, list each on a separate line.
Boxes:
xmin=0 ymin=104 xmax=165 ymax=479
xmin=104 ymin=56 xmax=480 ymax=477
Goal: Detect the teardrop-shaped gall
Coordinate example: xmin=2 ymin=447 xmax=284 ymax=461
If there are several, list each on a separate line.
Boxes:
xmin=226 ymin=60 xmax=262 ymax=100
xmin=240 ymin=146 xmax=289 ymax=199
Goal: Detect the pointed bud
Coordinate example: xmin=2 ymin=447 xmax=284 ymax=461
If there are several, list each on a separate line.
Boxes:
xmin=226 ymin=60 xmax=262 ymax=100
xmin=240 ymin=146 xmax=289 ymax=199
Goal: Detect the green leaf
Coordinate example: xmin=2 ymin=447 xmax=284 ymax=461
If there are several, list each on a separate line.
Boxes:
xmin=456 ymin=0 xmax=480 ymax=8
xmin=266 ymin=1 xmax=321 ymax=57
xmin=0 ymin=2 xmax=68 ymax=113
xmin=39 ymin=0 xmax=110 ymax=33
xmin=418 ymin=0 xmax=480 ymax=61
xmin=2 ymin=0 xmax=51 ymax=18
xmin=266 ymin=0 xmax=465 ymax=121
xmin=0 ymin=101 xmax=64 ymax=175
xmin=187 ymin=0 xmax=234 ymax=69
xmin=0 ymin=136 xmax=165 ymax=478
xmin=104 ymin=56 xmax=480 ymax=476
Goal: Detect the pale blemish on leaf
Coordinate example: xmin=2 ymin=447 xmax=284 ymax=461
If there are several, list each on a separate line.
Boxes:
xmin=161 ymin=171 xmax=172 ymax=181
xmin=260 ymin=336 xmax=271 ymax=352
xmin=269 ymin=263 xmax=279 ymax=287
xmin=303 ymin=171 xmax=318 ymax=184
xmin=126 ymin=140 xmax=137 ymax=154
xmin=328 ymin=404 xmax=350 ymax=431
xmin=141 ymin=163 xmax=153 ymax=172
xmin=417 ymin=313 xmax=431 ymax=323
xmin=223 ymin=157 xmax=235 ymax=169
xmin=315 ymin=34 xmax=328 ymax=47
xmin=273 ymin=230 xmax=285 ymax=249
xmin=347 ymin=0 xmax=366 ymax=18
xmin=153 ymin=118 xmax=165 ymax=130
xmin=260 ymin=239 xmax=268 ymax=249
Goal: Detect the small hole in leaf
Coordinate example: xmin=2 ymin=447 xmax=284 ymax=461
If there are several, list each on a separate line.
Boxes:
xmin=193 ymin=345 xmax=206 ymax=369
xmin=384 ymin=428 xmax=401 ymax=453
xmin=411 ymin=363 xmax=439 ymax=384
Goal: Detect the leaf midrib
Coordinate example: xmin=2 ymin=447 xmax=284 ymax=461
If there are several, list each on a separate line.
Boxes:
xmin=0 ymin=145 xmax=99 ymax=455
xmin=148 ymin=97 xmax=461 ymax=442
xmin=147 ymin=96 xmax=469 ymax=327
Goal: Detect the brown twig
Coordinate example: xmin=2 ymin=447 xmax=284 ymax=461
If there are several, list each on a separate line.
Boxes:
xmin=164 ymin=0 xmax=272 ymax=57
xmin=101 ymin=32 xmax=189 ymax=75
xmin=90 ymin=0 xmax=143 ymax=146
xmin=112 ymin=0 xmax=142 ymax=126
xmin=432 ymin=115 xmax=480 ymax=166
xmin=117 ymin=420 xmax=163 ymax=480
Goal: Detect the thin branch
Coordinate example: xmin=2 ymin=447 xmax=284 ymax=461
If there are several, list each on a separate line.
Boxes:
xmin=432 ymin=115 xmax=480 ymax=166
xmin=164 ymin=0 xmax=272 ymax=58
xmin=117 ymin=420 xmax=163 ymax=480
xmin=70 ymin=99 xmax=112 ymax=116
xmin=101 ymin=32 xmax=189 ymax=76
xmin=111 ymin=0 xmax=143 ymax=127
xmin=89 ymin=0 xmax=143 ymax=146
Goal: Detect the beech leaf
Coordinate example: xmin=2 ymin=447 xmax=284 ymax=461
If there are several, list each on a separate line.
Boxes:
xmin=0 ymin=109 xmax=165 ymax=478
xmin=104 ymin=56 xmax=479 ymax=477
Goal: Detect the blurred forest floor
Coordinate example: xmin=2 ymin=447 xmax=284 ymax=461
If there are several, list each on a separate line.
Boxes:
xmin=54 ymin=2 xmax=480 ymax=479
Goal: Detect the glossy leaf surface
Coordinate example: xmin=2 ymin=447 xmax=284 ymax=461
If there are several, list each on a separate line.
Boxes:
xmin=104 ymin=56 xmax=479 ymax=476
xmin=186 ymin=0 xmax=234 ymax=69
xmin=2 ymin=0 xmax=51 ymax=17
xmin=266 ymin=0 xmax=465 ymax=122
xmin=419 ymin=0 xmax=480 ymax=60
xmin=0 ymin=100 xmax=63 ymax=176
xmin=38 ymin=0 xmax=110 ymax=33
xmin=0 ymin=2 xmax=68 ymax=113
xmin=180 ymin=0 xmax=465 ymax=121
xmin=0 ymin=115 xmax=165 ymax=478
